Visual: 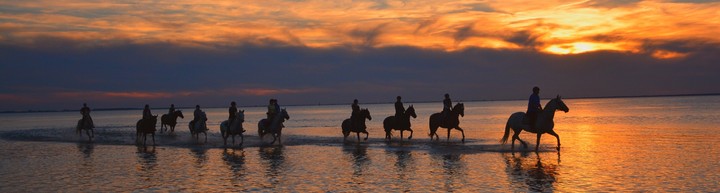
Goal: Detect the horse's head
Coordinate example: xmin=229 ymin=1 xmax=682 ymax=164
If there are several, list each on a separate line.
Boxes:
xmin=176 ymin=110 xmax=184 ymax=119
xmin=151 ymin=115 xmax=158 ymax=122
xmin=281 ymin=108 xmax=290 ymax=120
xmin=406 ymin=105 xmax=417 ymax=118
xmin=361 ymin=108 xmax=372 ymax=120
xmin=453 ymin=103 xmax=465 ymax=117
xmin=555 ymin=95 xmax=569 ymax=113
xmin=236 ymin=110 xmax=245 ymax=122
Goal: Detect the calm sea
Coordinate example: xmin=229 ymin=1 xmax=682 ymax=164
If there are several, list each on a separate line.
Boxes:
xmin=1 ymin=96 xmax=719 ymax=192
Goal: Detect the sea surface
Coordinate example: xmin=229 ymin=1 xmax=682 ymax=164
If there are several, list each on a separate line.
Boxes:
xmin=1 ymin=96 xmax=719 ymax=192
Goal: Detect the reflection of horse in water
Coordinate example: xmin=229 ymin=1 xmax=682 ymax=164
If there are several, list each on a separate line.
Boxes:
xmin=341 ymin=109 xmax=372 ymax=141
xmin=76 ymin=117 xmax=94 ymax=141
xmin=220 ymin=110 xmax=245 ymax=147
xmin=258 ymin=109 xmax=290 ymax=145
xmin=383 ymin=105 xmax=417 ymax=141
xmin=160 ymin=110 xmax=184 ymax=133
xmin=429 ymin=103 xmax=465 ymax=142
xmin=342 ymin=144 xmax=370 ymax=177
xmin=136 ymin=145 xmax=157 ymax=171
xmin=136 ymin=115 xmax=158 ymax=146
xmin=501 ymin=96 xmax=569 ymax=152
xmin=222 ymin=149 xmax=246 ymax=176
xmin=188 ymin=112 xmax=209 ymax=142
xmin=259 ymin=146 xmax=285 ymax=181
xmin=503 ymin=152 xmax=559 ymax=192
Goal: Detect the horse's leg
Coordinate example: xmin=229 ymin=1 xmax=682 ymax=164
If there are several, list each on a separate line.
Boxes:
xmin=456 ymin=127 xmax=465 ymax=143
xmin=400 ymin=130 xmax=404 ymax=141
xmin=408 ymin=129 xmax=413 ymax=140
xmin=535 ymin=133 xmax=542 ymax=152
xmin=363 ymin=131 xmax=369 ymax=141
xmin=548 ymin=130 xmax=561 ymax=151
xmin=152 ymin=132 xmax=156 ymax=146
xmin=204 ymin=132 xmax=207 ymax=143
xmin=356 ymin=132 xmax=360 ymax=142
xmin=446 ymin=128 xmax=451 ymax=142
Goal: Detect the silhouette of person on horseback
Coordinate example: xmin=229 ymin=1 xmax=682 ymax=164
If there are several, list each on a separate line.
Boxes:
xmin=228 ymin=101 xmax=237 ymax=126
xmin=193 ymin=105 xmax=202 ymax=122
xmin=266 ymin=99 xmax=280 ymax=128
xmin=143 ymin=104 xmax=152 ymax=120
xmin=441 ymin=93 xmax=452 ymax=124
xmin=168 ymin=104 xmax=175 ymax=116
xmin=527 ymin=87 xmax=543 ymax=130
xmin=80 ymin=103 xmax=94 ymax=128
xmin=351 ymin=99 xmax=361 ymax=129
xmin=395 ymin=96 xmax=405 ymax=124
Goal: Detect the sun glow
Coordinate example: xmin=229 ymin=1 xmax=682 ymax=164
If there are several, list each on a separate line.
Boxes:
xmin=543 ymin=42 xmax=626 ymax=55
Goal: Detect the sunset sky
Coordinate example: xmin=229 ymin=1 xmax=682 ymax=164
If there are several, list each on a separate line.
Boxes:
xmin=1 ymin=0 xmax=719 ymax=111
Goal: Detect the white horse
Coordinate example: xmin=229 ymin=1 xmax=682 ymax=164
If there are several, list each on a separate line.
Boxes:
xmin=220 ymin=110 xmax=245 ymax=147
xmin=189 ymin=111 xmax=208 ymax=142
xmin=501 ymin=95 xmax=569 ymax=152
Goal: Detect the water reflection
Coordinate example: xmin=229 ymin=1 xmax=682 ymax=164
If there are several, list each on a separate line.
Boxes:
xmin=385 ymin=149 xmax=414 ymax=191
xmin=342 ymin=144 xmax=370 ymax=177
xmin=222 ymin=148 xmax=246 ymax=184
xmin=504 ymin=152 xmax=559 ymax=192
xmin=432 ymin=153 xmax=467 ymax=191
xmin=259 ymin=146 xmax=285 ymax=188
xmin=190 ymin=148 xmax=208 ymax=168
xmin=76 ymin=142 xmax=94 ymax=158
xmin=136 ymin=146 xmax=157 ymax=172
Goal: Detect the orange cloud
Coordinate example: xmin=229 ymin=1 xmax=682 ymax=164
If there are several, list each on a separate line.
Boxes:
xmin=0 ymin=0 xmax=718 ymax=54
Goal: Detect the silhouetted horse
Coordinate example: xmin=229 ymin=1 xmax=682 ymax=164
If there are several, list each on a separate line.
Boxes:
xmin=429 ymin=103 xmax=465 ymax=142
xmin=136 ymin=115 xmax=158 ymax=146
xmin=189 ymin=111 xmax=209 ymax=142
xmin=341 ymin=109 xmax=372 ymax=141
xmin=220 ymin=110 xmax=245 ymax=147
xmin=501 ymin=95 xmax=569 ymax=152
xmin=76 ymin=117 xmax=94 ymax=141
xmin=383 ymin=105 xmax=417 ymax=141
xmin=258 ymin=109 xmax=290 ymax=145
xmin=160 ymin=110 xmax=184 ymax=133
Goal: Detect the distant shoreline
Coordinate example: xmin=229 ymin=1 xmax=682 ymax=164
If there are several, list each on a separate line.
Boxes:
xmin=2 ymin=93 xmax=718 ymax=114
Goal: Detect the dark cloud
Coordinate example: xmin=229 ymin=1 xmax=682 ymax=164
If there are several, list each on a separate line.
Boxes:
xmin=1 ymin=37 xmax=719 ymax=111
xmin=582 ymin=0 xmax=642 ymax=8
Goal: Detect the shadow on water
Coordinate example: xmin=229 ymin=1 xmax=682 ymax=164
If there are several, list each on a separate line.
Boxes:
xmin=503 ymin=152 xmax=560 ymax=192
xmin=342 ymin=144 xmax=370 ymax=177
xmin=431 ymin=153 xmax=467 ymax=191
xmin=259 ymin=145 xmax=285 ymax=188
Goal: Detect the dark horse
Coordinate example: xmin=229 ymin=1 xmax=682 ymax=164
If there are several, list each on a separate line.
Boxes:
xmin=136 ymin=115 xmax=158 ymax=146
xmin=160 ymin=110 xmax=184 ymax=133
xmin=429 ymin=103 xmax=465 ymax=142
xmin=383 ymin=105 xmax=417 ymax=141
xmin=220 ymin=110 xmax=245 ymax=147
xmin=341 ymin=109 xmax=372 ymax=141
xmin=258 ymin=109 xmax=290 ymax=145
xmin=188 ymin=111 xmax=208 ymax=142
xmin=501 ymin=95 xmax=569 ymax=152
xmin=76 ymin=117 xmax=94 ymax=141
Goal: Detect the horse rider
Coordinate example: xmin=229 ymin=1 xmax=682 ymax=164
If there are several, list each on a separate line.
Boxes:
xmin=441 ymin=93 xmax=452 ymax=123
xmin=267 ymin=99 xmax=280 ymax=127
xmin=228 ymin=101 xmax=237 ymax=126
xmin=80 ymin=103 xmax=94 ymax=128
xmin=142 ymin=104 xmax=152 ymax=120
xmin=351 ymin=99 xmax=360 ymax=128
xmin=191 ymin=105 xmax=203 ymax=130
xmin=168 ymin=104 xmax=175 ymax=116
xmin=527 ymin=86 xmax=543 ymax=130
xmin=395 ymin=96 xmax=405 ymax=125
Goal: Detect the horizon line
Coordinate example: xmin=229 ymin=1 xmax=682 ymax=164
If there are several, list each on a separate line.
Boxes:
xmin=2 ymin=92 xmax=718 ymax=114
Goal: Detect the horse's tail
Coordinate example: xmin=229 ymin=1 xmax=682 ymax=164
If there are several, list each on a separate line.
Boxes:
xmin=500 ymin=119 xmax=511 ymax=144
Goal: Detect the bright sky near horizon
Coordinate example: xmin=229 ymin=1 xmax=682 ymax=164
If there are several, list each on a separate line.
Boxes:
xmin=1 ymin=0 xmax=719 ymax=111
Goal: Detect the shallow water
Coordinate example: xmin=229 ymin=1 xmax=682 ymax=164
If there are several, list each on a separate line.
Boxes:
xmin=1 ymin=96 xmax=719 ymax=192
